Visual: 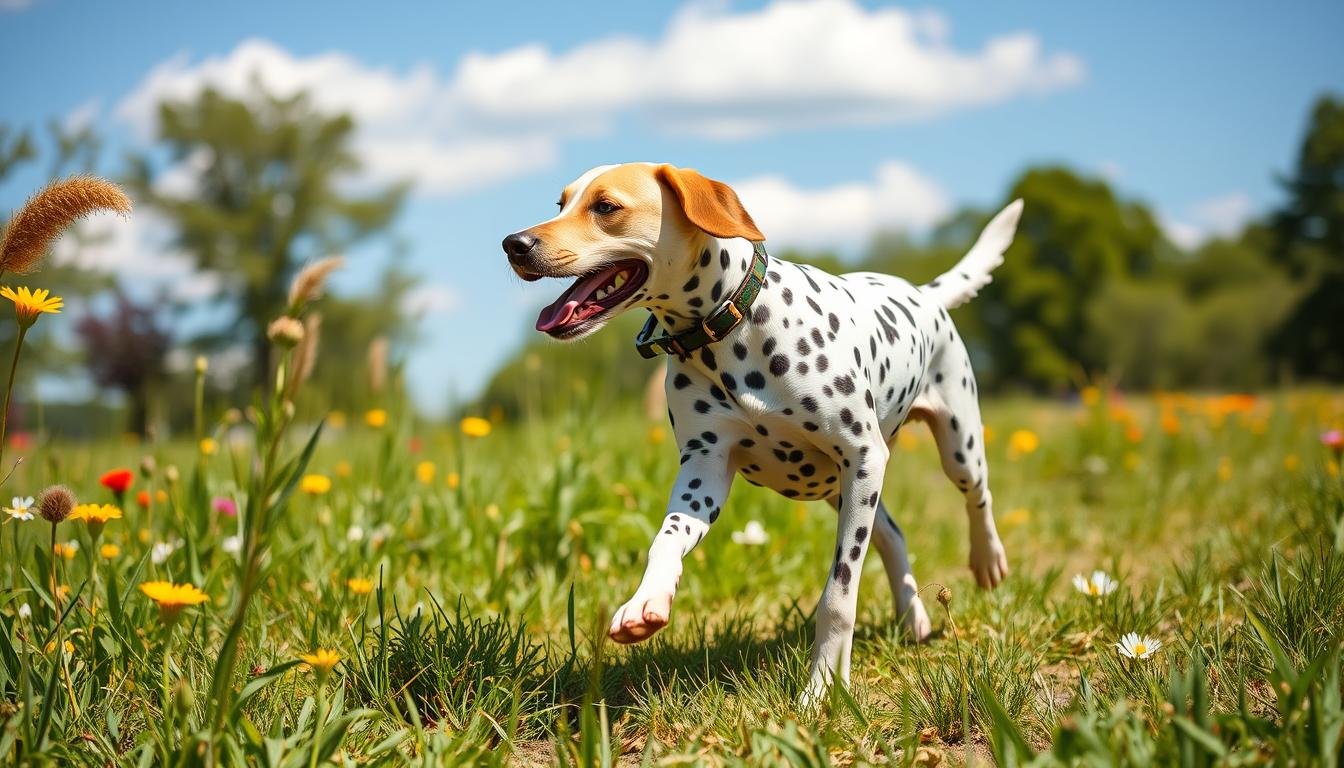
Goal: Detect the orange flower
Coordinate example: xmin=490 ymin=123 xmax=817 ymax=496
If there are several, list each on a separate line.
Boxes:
xmin=135 ymin=490 xmax=151 ymax=508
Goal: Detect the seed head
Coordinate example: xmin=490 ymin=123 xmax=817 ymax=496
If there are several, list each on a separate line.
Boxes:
xmin=0 ymin=176 xmax=131 ymax=275
xmin=286 ymin=256 xmax=344 ymax=311
xmin=267 ymin=316 xmax=305 ymax=348
xmin=38 ymin=485 xmax=76 ymax=524
xmin=936 ymin=586 xmax=952 ymax=607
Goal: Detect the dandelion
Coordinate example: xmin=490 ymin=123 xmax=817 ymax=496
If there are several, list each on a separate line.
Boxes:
xmin=1072 ymin=570 xmax=1118 ymax=598
xmin=139 ymin=581 xmax=209 ymax=623
xmin=415 ymin=460 xmax=436 ymax=485
xmin=1116 ymin=632 xmax=1161 ymax=660
xmin=199 ymin=437 xmax=218 ymax=456
xmin=460 ymin=416 xmax=491 ymax=438
xmin=300 ymin=648 xmax=341 ymax=676
xmin=300 ymin=474 xmax=332 ymax=495
xmin=4 ymin=495 xmax=34 ymax=521
xmin=53 ymin=541 xmax=79 ymax=560
xmin=0 ymin=286 xmax=62 ymax=329
xmin=364 ymin=409 xmax=387 ymax=428
xmin=346 ymin=578 xmax=373 ymax=595
xmin=1007 ymin=429 xmax=1040 ymax=458
xmin=100 ymin=543 xmax=120 ymax=559
xmin=730 ymin=520 xmax=769 ymax=546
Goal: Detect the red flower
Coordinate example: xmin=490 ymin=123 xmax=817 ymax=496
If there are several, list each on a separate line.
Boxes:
xmin=99 ymin=468 xmax=134 ymax=495
xmin=135 ymin=490 xmax=151 ymax=508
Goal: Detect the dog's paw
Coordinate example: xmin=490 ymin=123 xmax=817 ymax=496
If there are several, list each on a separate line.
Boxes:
xmin=969 ymin=533 xmax=1009 ymax=589
xmin=901 ymin=595 xmax=933 ymax=642
xmin=608 ymin=592 xmax=673 ymax=644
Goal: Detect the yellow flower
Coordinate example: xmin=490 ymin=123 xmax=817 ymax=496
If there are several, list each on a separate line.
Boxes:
xmin=1 ymin=285 xmax=62 ymax=328
xmin=647 ymin=426 xmax=666 ymax=445
xmin=300 ymin=474 xmax=332 ymax=495
xmin=100 ymin=543 xmax=121 ymax=559
xmin=460 ymin=416 xmax=491 ymax=438
xmin=1003 ymin=507 xmax=1031 ymax=526
xmin=445 ymin=471 xmax=460 ymax=490
xmin=70 ymin=503 xmax=123 ymax=525
xmin=199 ymin=437 xmax=218 ymax=456
xmin=52 ymin=541 xmax=79 ymax=559
xmin=335 ymin=460 xmax=352 ymax=478
xmin=346 ymin=578 xmax=373 ymax=595
xmin=1080 ymin=386 xmax=1101 ymax=407
xmin=1284 ymin=454 xmax=1300 ymax=472
xmin=415 ymin=461 xmax=436 ymax=485
xmin=328 ymin=410 xmax=347 ymax=429
xmin=300 ymin=648 xmax=341 ymax=675
xmin=139 ymin=581 xmax=210 ymax=622
xmin=1007 ymin=429 xmax=1040 ymax=459
xmin=45 ymin=639 xmax=75 ymax=655
xmin=364 ymin=409 xmax=388 ymax=428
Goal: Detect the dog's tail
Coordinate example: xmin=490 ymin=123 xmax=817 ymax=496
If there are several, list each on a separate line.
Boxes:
xmin=922 ymin=199 xmax=1023 ymax=310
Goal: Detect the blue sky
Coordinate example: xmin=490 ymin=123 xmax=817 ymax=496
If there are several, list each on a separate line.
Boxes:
xmin=2 ymin=0 xmax=1342 ymax=413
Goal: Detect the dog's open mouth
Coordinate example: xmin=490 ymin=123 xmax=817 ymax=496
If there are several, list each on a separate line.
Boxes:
xmin=535 ymin=259 xmax=648 ymax=338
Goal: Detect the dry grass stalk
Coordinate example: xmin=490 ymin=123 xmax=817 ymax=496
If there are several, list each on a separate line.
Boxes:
xmin=287 ymin=256 xmax=345 ymax=311
xmin=0 ymin=176 xmax=131 ymax=275
xmin=367 ymin=336 xmax=388 ymax=394
xmin=286 ymin=313 xmax=322 ymax=399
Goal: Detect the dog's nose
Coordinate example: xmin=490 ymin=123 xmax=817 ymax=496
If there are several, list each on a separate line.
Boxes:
xmin=502 ymin=232 xmax=539 ymax=263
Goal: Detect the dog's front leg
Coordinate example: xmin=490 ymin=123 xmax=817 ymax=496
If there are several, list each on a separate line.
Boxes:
xmin=609 ymin=452 xmax=734 ymax=644
xmin=803 ymin=440 xmax=888 ymax=706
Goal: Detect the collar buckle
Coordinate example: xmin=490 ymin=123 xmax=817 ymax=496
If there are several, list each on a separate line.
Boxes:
xmin=702 ymin=300 xmax=743 ymax=343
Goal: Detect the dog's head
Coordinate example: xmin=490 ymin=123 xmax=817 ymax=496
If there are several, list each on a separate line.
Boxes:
xmin=503 ymin=163 xmax=764 ymax=341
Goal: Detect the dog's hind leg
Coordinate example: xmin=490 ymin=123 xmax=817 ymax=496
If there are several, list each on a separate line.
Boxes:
xmin=915 ymin=340 xmax=1009 ymax=589
xmin=827 ymin=496 xmax=931 ymax=641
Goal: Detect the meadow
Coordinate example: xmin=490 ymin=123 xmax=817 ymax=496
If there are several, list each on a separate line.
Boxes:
xmin=1 ymin=376 xmax=1341 ymax=765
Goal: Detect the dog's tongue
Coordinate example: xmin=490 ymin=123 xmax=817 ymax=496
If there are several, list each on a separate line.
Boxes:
xmin=536 ymin=299 xmax=580 ymax=332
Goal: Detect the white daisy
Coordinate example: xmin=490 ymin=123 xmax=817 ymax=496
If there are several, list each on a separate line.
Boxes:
xmin=4 ymin=495 xmax=35 ymax=521
xmin=151 ymin=539 xmax=183 ymax=565
xmin=731 ymin=520 xmax=769 ymax=546
xmin=346 ymin=525 xmax=365 ymax=542
xmin=1072 ymin=570 xmax=1118 ymax=598
xmin=1116 ymin=632 xmax=1161 ymax=659
xmin=221 ymin=535 xmax=242 ymax=556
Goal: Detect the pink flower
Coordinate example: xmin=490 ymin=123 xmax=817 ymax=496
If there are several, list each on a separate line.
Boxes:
xmin=1323 ymin=430 xmax=1344 ymax=457
xmin=212 ymin=497 xmax=237 ymax=517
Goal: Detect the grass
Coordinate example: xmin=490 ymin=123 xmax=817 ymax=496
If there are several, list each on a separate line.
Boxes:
xmin=0 ymin=387 xmax=1341 ymax=765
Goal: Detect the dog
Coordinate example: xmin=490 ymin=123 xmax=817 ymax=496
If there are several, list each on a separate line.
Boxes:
xmin=503 ymin=163 xmax=1020 ymax=702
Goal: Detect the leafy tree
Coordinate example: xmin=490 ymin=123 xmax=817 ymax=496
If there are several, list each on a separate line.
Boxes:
xmin=127 ymin=86 xmax=409 ymax=389
xmin=74 ymin=291 xmax=171 ymax=436
xmin=1271 ymin=94 xmax=1344 ymax=379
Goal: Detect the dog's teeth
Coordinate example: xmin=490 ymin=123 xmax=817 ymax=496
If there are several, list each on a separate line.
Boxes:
xmin=614 ymin=273 xmax=626 ymax=288
xmin=595 ymin=288 xmax=608 ymax=300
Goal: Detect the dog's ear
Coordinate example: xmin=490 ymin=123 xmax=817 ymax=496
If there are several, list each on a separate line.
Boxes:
xmin=655 ymin=165 xmax=765 ymax=242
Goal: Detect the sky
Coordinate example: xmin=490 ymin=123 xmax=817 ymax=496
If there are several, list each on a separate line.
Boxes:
xmin=1 ymin=0 xmax=1342 ymax=413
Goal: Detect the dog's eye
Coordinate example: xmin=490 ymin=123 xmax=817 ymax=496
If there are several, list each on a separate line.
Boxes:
xmin=591 ymin=200 xmax=620 ymax=215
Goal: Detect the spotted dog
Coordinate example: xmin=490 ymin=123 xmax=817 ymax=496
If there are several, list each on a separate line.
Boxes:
xmin=503 ymin=163 xmax=1022 ymax=702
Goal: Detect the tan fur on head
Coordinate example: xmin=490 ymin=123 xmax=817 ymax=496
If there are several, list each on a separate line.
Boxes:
xmin=655 ymin=165 xmax=764 ymax=242
xmin=0 ymin=176 xmax=132 ymax=275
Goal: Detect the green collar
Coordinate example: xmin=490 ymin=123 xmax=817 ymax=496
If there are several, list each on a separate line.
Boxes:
xmin=635 ymin=242 xmax=768 ymax=359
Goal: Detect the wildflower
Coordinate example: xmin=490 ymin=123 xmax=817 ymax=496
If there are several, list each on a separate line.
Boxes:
xmin=445 ymin=471 xmax=460 ymax=490
xmin=4 ymin=495 xmax=34 ymax=521
xmin=53 ymin=541 xmax=79 ymax=559
xmin=346 ymin=525 xmax=364 ymax=542
xmin=139 ymin=581 xmax=209 ymax=623
xmin=16 ymin=603 xmax=30 ymax=620
xmin=151 ymin=539 xmax=182 ymax=565
xmin=346 ymin=578 xmax=373 ymax=595
xmin=136 ymin=490 xmax=151 ymax=508
xmin=460 ymin=416 xmax=491 ymax=438
xmin=0 ymin=176 xmax=131 ymax=275
xmin=212 ymin=497 xmax=237 ymax=517
xmin=70 ymin=503 xmax=122 ymax=540
xmin=1007 ymin=429 xmax=1040 ymax=458
xmin=1072 ymin=570 xmax=1118 ymax=598
xmin=139 ymin=455 xmax=157 ymax=478
xmin=937 ymin=586 xmax=952 ymax=607
xmin=1284 ymin=454 xmax=1300 ymax=472
xmin=99 ymin=468 xmax=134 ymax=496
xmin=299 ymin=648 xmax=341 ymax=677
xmin=415 ymin=460 xmax=436 ymax=485
xmin=194 ymin=355 xmax=208 ymax=375
xmin=328 ymin=410 xmax=347 ymax=429
xmin=0 ymin=286 xmax=62 ymax=329
xmin=100 ymin=543 xmax=121 ymax=559
xmin=1115 ymin=632 xmax=1161 ymax=660
xmin=221 ymin=535 xmax=242 ymax=556
xmin=38 ymin=485 xmax=76 ymax=523
xmin=300 ymin=474 xmax=332 ymax=495
xmin=199 ymin=437 xmax=218 ymax=456
xmin=1323 ymin=429 xmax=1344 ymax=458
xmin=335 ymin=460 xmax=352 ymax=478
xmin=730 ymin=520 xmax=769 ymax=546
xmin=364 ymin=409 xmax=387 ymax=428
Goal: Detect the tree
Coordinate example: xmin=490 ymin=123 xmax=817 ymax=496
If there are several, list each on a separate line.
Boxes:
xmin=1271 ymin=94 xmax=1344 ymax=380
xmin=127 ymin=86 xmax=408 ymax=389
xmin=75 ymin=292 xmax=171 ymax=436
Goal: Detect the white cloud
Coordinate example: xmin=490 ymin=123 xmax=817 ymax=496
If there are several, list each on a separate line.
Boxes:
xmin=404 ymin=283 xmax=460 ymax=316
xmin=50 ymin=210 xmax=216 ymax=300
xmin=733 ymin=161 xmax=951 ymax=248
xmin=1163 ymin=192 xmax=1255 ymax=249
xmin=113 ymin=1 xmax=1082 ymax=195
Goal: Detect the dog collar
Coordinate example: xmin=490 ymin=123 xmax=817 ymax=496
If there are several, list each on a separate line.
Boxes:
xmin=635 ymin=242 xmax=768 ymax=359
